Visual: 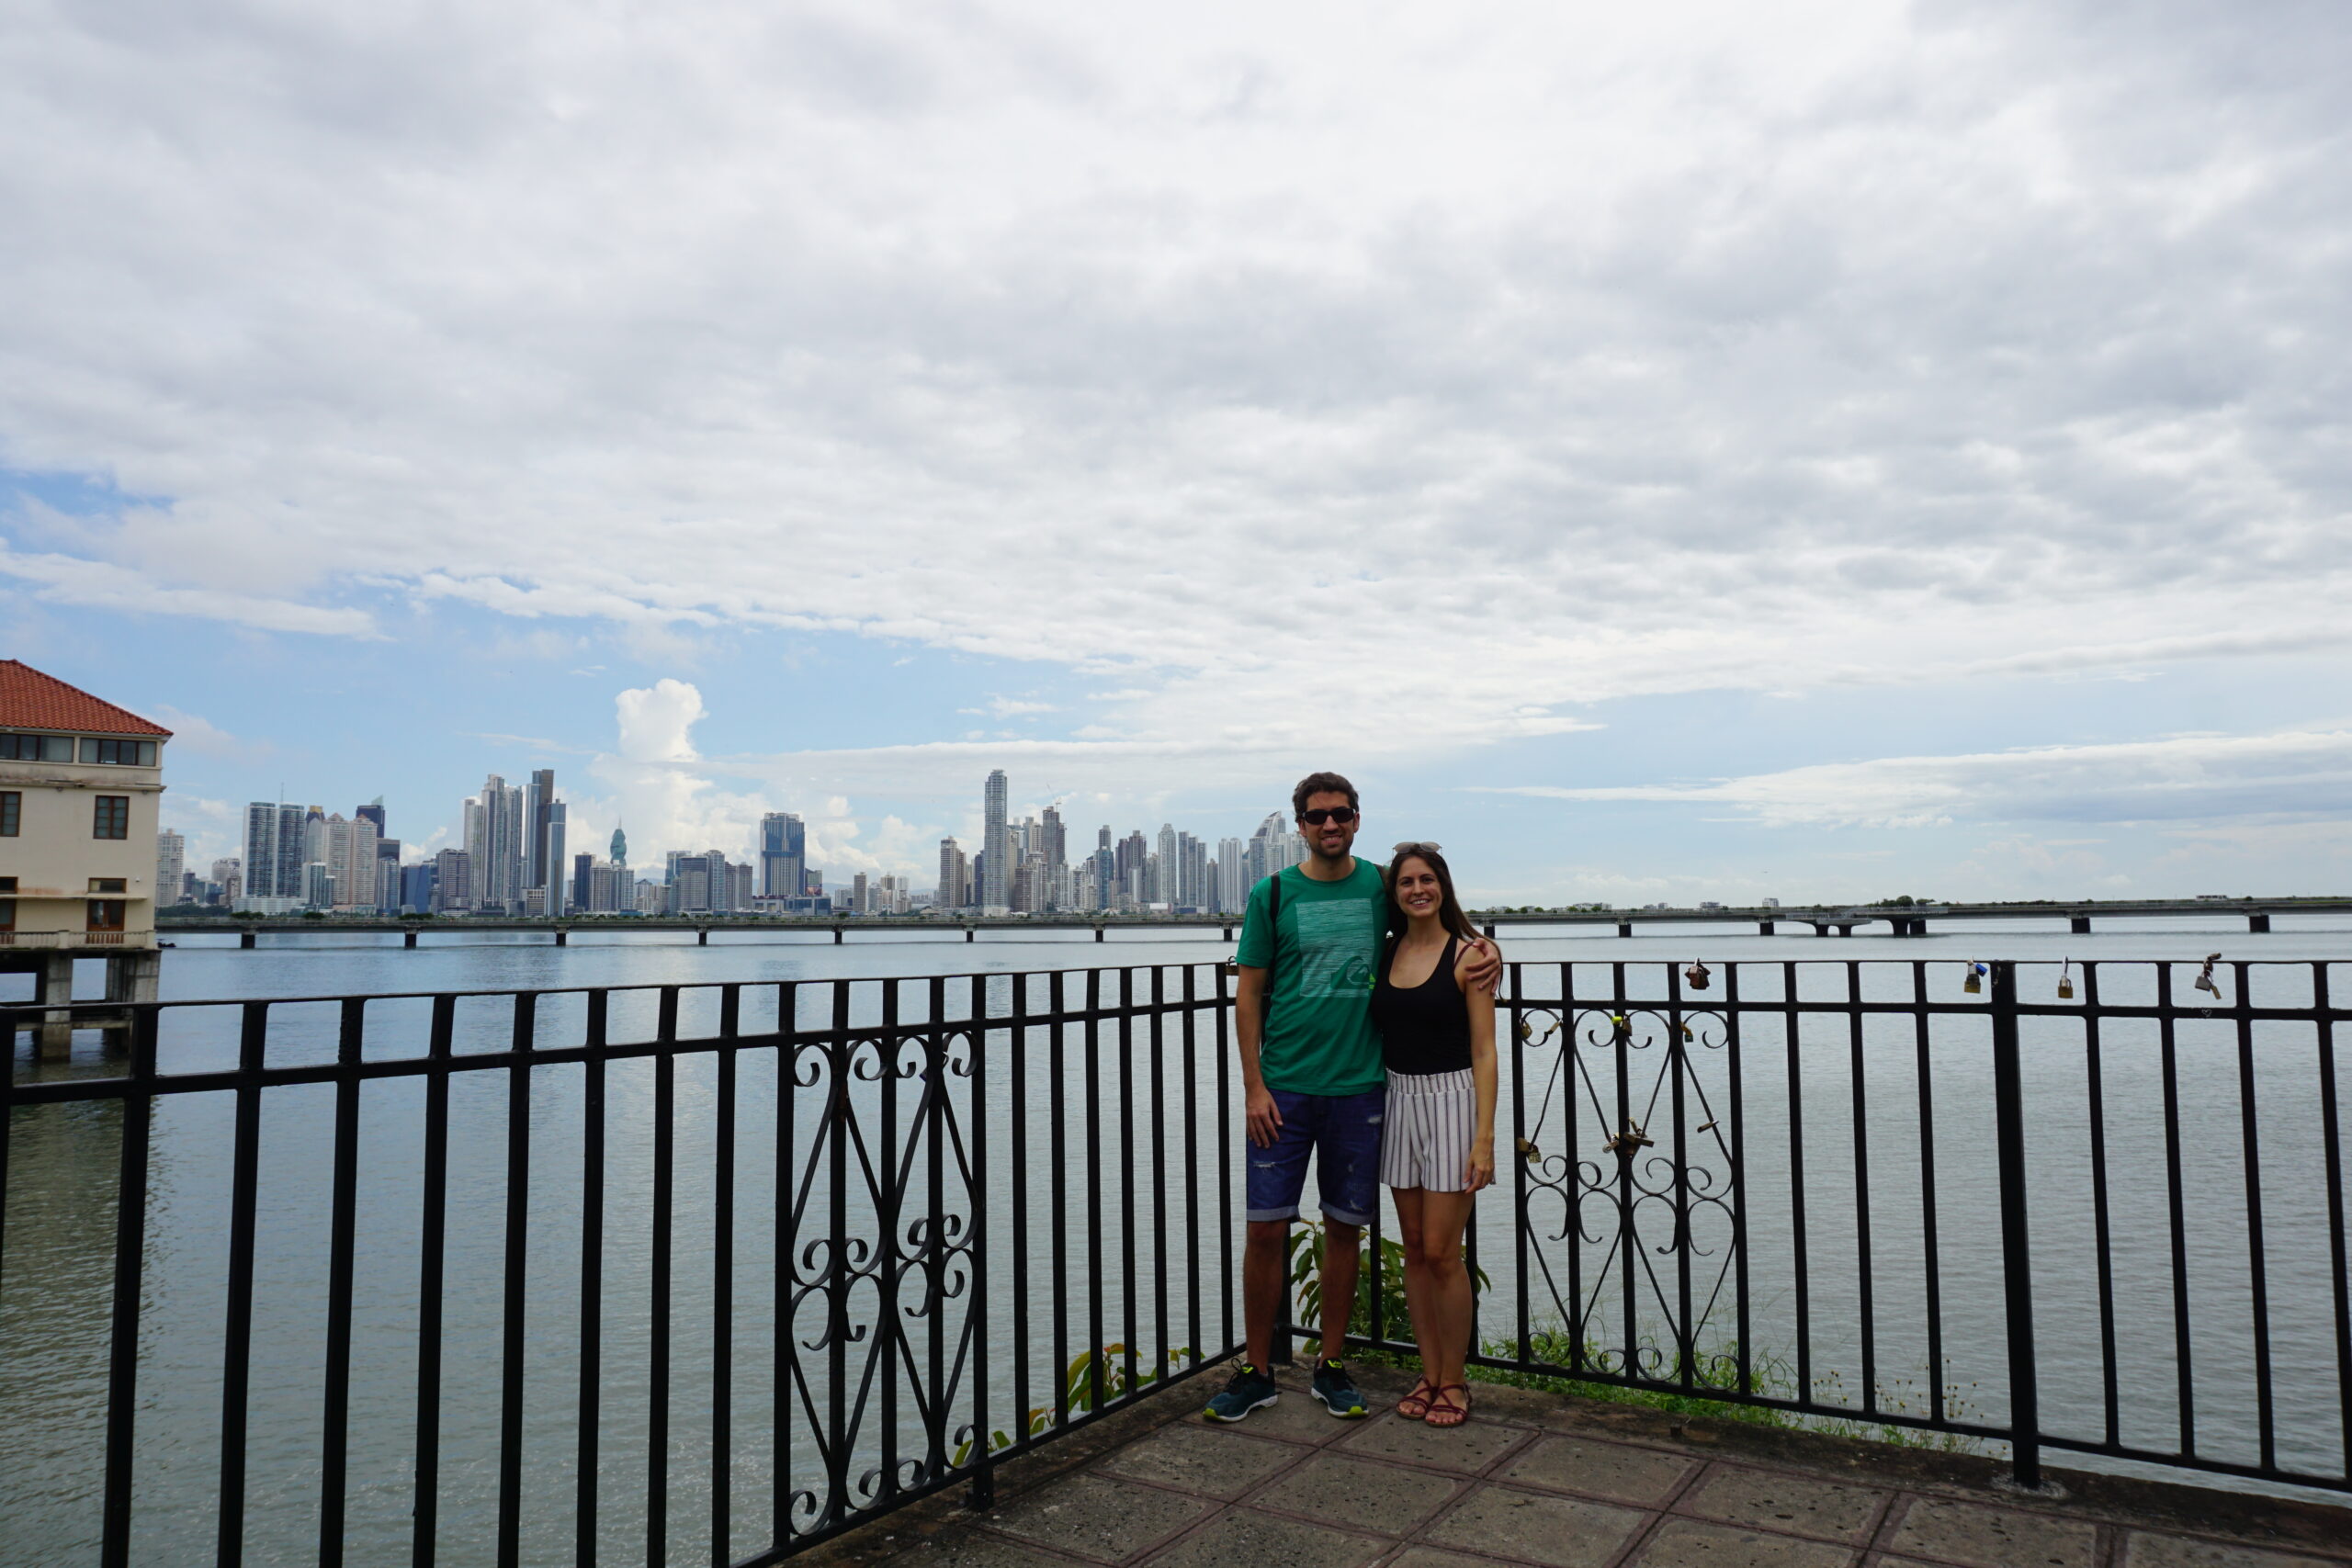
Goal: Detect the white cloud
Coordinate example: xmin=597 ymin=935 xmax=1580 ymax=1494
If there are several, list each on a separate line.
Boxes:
xmin=583 ymin=679 xmax=940 ymax=878
xmin=1483 ymin=728 xmax=2352 ymax=829
xmin=0 ymin=0 xmax=2347 ymax=768
xmin=0 ymin=541 xmax=379 ymax=637
xmin=146 ymin=705 xmax=246 ymax=760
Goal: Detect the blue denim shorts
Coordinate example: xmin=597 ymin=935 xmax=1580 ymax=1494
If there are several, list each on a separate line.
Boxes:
xmin=1246 ymin=1085 xmax=1386 ymax=1227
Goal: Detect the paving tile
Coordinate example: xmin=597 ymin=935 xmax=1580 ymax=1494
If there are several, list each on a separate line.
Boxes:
xmin=1387 ymin=1551 xmax=1521 ymax=1568
xmin=1630 ymin=1517 xmax=1858 ymax=1567
xmin=1420 ymin=1483 xmax=1649 ymax=1568
xmin=1252 ymin=1451 xmax=1460 ymax=1534
xmin=883 ymin=1532 xmax=1091 ymax=1566
xmin=1202 ymin=1391 xmax=1367 ymax=1445
xmin=2121 ymin=1537 xmax=2346 ymax=1568
xmin=1502 ymin=1434 xmax=1699 ymax=1506
xmin=983 ymin=1472 xmax=1213 ymax=1562
xmin=1139 ymin=1505 xmax=1386 ymax=1568
xmin=1679 ymin=1467 xmax=1887 ymax=1544
xmin=1099 ymin=1422 xmax=1304 ymax=1499
xmin=1336 ymin=1411 xmax=1533 ymax=1472
xmin=1885 ymin=1498 xmax=2098 ymax=1568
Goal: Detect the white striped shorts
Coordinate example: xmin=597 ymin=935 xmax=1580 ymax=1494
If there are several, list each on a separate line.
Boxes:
xmin=1379 ymin=1068 xmax=1476 ymax=1191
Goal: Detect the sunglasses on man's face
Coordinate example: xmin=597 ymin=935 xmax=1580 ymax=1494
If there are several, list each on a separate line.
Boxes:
xmin=1300 ymin=807 xmax=1358 ymax=826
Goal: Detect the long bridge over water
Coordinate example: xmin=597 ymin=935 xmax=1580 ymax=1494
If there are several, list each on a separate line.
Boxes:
xmin=155 ymin=896 xmax=2347 ymax=950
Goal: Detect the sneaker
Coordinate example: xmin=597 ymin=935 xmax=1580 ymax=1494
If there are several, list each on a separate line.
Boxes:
xmin=1204 ymin=1362 xmax=1279 ymax=1423
xmin=1309 ymin=1359 xmax=1368 ymax=1418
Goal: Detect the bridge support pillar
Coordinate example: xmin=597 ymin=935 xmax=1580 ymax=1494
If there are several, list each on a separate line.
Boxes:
xmin=1482 ymin=924 xmax=1497 ymax=940
xmin=1758 ymin=920 xmax=1775 ymax=935
xmin=404 ymin=930 xmax=418 ymax=948
xmin=2249 ymin=911 xmax=2271 ymax=933
xmin=104 ymin=949 xmax=161 ymax=1008
xmin=556 ymin=929 xmax=568 ymax=946
xmin=240 ymin=930 xmax=256 ymax=949
xmin=1221 ymin=926 xmax=1232 ymax=941
xmin=1094 ymin=927 xmax=1105 ymax=942
xmin=1617 ymin=922 xmax=1632 ymax=938
xmin=1838 ymin=924 xmax=1854 ymax=937
xmin=831 ymin=927 xmax=842 ymax=944
xmin=699 ymin=929 xmax=711 ymax=946
xmin=966 ymin=927 xmax=975 ymax=942
xmin=32 ymin=951 xmax=74 ymax=1058
xmin=2070 ymin=915 xmax=2091 ymax=935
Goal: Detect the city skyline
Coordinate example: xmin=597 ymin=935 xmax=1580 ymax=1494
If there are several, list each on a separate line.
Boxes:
xmin=8 ymin=6 xmax=2351 ymax=905
xmin=184 ymin=750 xmax=1321 ymax=917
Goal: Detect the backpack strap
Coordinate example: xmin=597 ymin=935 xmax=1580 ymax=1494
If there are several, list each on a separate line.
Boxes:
xmin=1261 ymin=869 xmax=1283 ymax=1030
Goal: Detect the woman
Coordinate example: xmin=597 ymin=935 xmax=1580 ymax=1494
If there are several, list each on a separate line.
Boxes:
xmin=1372 ymin=841 xmax=1498 ymax=1428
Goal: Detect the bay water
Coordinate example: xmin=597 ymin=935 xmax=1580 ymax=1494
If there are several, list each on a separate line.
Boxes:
xmin=6 ymin=916 xmax=2348 ymax=1563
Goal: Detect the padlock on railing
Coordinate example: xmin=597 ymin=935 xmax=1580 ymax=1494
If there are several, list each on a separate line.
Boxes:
xmin=2193 ymin=953 xmax=2224 ymax=1000
xmin=1963 ymin=961 xmax=1986 ymax=995
xmin=2057 ymin=959 xmax=2075 ymax=1001
xmin=1683 ymin=959 xmax=1711 ymax=991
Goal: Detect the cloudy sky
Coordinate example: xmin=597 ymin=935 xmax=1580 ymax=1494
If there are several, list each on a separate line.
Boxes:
xmin=4 ymin=0 xmax=2347 ymax=901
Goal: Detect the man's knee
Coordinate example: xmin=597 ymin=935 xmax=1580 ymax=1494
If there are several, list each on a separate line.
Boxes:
xmin=1323 ymin=1220 xmax=1362 ymax=1250
xmin=1245 ymin=1220 xmax=1292 ymax=1254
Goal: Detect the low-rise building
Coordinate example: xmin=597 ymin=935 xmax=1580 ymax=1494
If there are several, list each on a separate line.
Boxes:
xmin=1 ymin=660 xmax=174 ymax=1053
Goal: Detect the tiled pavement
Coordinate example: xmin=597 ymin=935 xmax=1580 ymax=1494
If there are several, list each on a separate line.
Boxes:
xmin=861 ymin=1363 xmax=2351 ymax=1568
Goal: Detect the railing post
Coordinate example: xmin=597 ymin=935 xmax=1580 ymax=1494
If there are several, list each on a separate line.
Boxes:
xmin=1990 ymin=960 xmax=2053 ymax=1494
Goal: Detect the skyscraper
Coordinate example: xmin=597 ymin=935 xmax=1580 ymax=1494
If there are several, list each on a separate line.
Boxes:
xmin=155 ymin=829 xmax=185 ymax=905
xmin=938 ymin=837 xmax=967 ymax=910
xmin=470 ymin=774 xmax=527 ymax=912
xmin=760 ymin=812 xmax=806 ymax=899
xmin=1040 ymin=805 xmax=1065 ymax=873
xmin=356 ymin=797 xmax=386 ymax=836
xmin=527 ymin=768 xmax=559 ymax=896
xmin=544 ymin=800 xmax=567 ymax=915
xmin=610 ymin=824 xmax=628 ymax=867
xmin=982 ymin=770 xmax=1010 ymax=912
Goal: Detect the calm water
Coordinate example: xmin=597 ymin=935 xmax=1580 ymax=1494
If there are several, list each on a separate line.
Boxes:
xmin=6 ymin=918 xmax=2349 ymax=1563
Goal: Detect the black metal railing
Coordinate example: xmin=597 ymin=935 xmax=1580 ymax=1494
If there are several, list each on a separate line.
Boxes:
xmin=4 ymin=957 xmax=2348 ymax=1568
xmin=1341 ymin=955 xmax=2346 ymax=1500
xmin=3 ymin=971 xmax=1238 ymax=1567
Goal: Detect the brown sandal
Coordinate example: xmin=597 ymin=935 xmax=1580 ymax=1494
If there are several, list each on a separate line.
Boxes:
xmin=1396 ymin=1376 xmax=1435 ymax=1419
xmin=1424 ymin=1383 xmax=1470 ymax=1427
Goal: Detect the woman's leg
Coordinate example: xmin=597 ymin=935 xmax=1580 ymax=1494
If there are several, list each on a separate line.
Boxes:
xmin=1390 ymin=1187 xmax=1441 ymax=1406
xmin=1419 ymin=1188 xmax=1478 ymax=1413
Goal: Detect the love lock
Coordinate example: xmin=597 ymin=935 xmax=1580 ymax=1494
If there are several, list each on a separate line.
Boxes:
xmin=1603 ymin=1121 xmax=1655 ymax=1158
xmin=1963 ymin=961 xmax=1985 ymax=995
xmin=1683 ymin=960 xmax=1712 ymax=991
xmin=2057 ymin=959 xmax=2075 ymax=1001
xmin=2194 ymin=953 xmax=2224 ymax=1000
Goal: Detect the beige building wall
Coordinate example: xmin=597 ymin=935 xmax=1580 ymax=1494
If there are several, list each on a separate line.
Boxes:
xmin=0 ymin=742 xmax=165 ymax=949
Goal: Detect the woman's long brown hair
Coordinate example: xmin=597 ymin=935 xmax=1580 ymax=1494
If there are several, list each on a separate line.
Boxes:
xmin=1382 ymin=842 xmax=1483 ymax=952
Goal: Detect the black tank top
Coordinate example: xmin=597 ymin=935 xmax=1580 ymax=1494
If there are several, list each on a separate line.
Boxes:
xmin=1371 ymin=932 xmax=1473 ymax=1076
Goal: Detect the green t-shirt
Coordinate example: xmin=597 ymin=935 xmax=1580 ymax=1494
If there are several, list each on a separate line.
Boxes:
xmin=1235 ymin=860 xmax=1385 ymax=1097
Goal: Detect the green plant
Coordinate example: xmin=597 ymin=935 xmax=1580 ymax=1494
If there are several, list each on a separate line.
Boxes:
xmin=1285 ymin=1220 xmax=1491 ymax=1345
xmin=952 ymin=1343 xmax=1193 ymax=1464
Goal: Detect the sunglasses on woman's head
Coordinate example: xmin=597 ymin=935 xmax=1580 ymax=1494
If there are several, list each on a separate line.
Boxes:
xmin=1391 ymin=841 xmax=1442 ymax=856
xmin=1300 ymin=807 xmax=1357 ymax=826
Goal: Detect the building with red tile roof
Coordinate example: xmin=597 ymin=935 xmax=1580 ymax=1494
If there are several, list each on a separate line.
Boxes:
xmin=0 ymin=660 xmax=173 ymax=737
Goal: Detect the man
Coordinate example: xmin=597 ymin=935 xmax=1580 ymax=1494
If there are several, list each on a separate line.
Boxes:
xmin=1204 ymin=771 xmax=1500 ymax=1421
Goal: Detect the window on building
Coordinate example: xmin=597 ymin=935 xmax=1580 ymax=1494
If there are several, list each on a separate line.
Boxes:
xmin=94 ymin=795 xmax=130 ymax=839
xmin=0 ymin=898 xmax=14 ymax=932
xmin=88 ymin=877 xmax=128 ymax=895
xmin=1 ymin=791 xmax=17 ymax=836
xmin=87 ymin=899 xmax=127 ymax=932
xmin=0 ymin=733 xmax=75 ymax=761
xmin=78 ymin=738 xmax=159 ymax=766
